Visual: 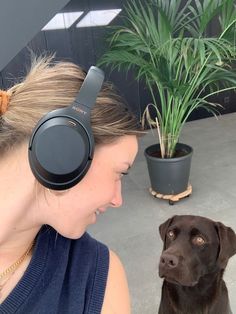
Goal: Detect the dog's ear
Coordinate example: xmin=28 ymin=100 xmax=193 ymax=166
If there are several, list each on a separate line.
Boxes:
xmin=215 ymin=222 xmax=236 ymax=269
xmin=159 ymin=216 xmax=176 ymax=241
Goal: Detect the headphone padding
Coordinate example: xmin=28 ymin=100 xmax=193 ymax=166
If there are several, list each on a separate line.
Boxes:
xmin=29 ymin=117 xmax=92 ymax=190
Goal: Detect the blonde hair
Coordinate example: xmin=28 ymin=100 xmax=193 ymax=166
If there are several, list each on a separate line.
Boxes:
xmin=0 ymin=55 xmax=144 ymax=155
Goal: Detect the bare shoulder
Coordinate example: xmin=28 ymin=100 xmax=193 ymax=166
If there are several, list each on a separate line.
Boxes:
xmin=101 ymin=250 xmax=131 ymax=314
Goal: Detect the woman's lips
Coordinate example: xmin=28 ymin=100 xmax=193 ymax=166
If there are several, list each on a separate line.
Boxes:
xmin=95 ymin=207 xmax=107 ymax=215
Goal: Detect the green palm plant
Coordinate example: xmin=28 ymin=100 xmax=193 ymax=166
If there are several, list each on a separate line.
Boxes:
xmin=99 ymin=0 xmax=236 ymax=158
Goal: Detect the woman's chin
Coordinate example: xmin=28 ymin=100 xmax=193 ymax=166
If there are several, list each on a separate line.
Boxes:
xmin=52 ymin=213 xmax=99 ymax=239
xmin=55 ymin=226 xmax=87 ymax=240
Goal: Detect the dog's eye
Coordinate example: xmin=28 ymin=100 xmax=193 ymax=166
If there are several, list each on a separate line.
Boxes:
xmin=167 ymin=230 xmax=175 ymax=240
xmin=192 ymin=236 xmax=205 ymax=246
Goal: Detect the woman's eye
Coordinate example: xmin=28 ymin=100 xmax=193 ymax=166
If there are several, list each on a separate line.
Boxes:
xmin=193 ymin=236 xmax=205 ymax=246
xmin=167 ymin=230 xmax=175 ymax=240
xmin=120 ymin=172 xmax=128 ymax=179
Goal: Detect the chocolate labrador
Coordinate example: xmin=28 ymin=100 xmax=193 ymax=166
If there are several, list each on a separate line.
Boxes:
xmin=158 ymin=215 xmax=236 ymax=314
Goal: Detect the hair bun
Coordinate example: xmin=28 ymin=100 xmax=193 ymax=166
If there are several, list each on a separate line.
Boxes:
xmin=0 ymin=90 xmax=10 ymax=115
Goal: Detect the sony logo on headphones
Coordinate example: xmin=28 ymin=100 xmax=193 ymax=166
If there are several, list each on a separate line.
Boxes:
xmin=72 ymin=105 xmax=87 ymax=115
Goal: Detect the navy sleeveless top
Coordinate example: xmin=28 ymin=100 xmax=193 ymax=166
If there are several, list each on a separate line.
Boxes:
xmin=0 ymin=226 xmax=109 ymax=314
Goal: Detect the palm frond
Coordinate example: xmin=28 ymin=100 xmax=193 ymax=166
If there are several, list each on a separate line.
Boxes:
xmin=187 ymin=0 xmax=226 ymax=36
xmin=220 ymin=0 xmax=234 ymax=25
xmin=98 ymin=0 xmax=236 ymax=157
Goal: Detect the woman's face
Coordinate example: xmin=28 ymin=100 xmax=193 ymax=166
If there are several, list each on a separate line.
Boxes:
xmin=40 ymin=135 xmax=138 ymax=238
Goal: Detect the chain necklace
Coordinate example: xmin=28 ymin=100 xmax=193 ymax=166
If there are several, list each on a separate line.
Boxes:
xmin=0 ymin=241 xmax=34 ymax=295
xmin=0 ymin=272 xmax=16 ymax=296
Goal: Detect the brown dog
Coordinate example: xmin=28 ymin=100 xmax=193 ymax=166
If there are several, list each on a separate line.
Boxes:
xmin=158 ymin=215 xmax=236 ymax=314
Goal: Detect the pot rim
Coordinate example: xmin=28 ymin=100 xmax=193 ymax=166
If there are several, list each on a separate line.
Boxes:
xmin=144 ymin=143 xmax=193 ymax=162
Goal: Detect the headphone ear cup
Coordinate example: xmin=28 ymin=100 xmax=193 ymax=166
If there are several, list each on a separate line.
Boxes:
xmin=29 ymin=116 xmax=93 ymax=190
xmin=28 ymin=66 xmax=104 ymax=190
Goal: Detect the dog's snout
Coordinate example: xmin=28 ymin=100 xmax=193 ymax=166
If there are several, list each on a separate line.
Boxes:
xmin=160 ymin=253 xmax=179 ymax=268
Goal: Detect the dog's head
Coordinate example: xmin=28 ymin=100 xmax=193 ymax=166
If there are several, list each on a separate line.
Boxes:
xmin=159 ymin=215 xmax=236 ymax=287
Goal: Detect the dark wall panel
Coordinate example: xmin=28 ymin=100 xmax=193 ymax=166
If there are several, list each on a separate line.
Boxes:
xmin=0 ymin=73 xmax=3 ymax=89
xmin=1 ymin=48 xmax=31 ymax=89
xmin=44 ymin=30 xmax=73 ymax=61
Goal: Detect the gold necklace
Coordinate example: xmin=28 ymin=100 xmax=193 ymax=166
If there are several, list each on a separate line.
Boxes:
xmin=0 ymin=271 xmax=16 ymax=296
xmin=0 ymin=240 xmax=34 ymax=294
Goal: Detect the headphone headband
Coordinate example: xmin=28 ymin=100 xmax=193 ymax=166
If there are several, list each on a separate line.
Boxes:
xmin=73 ymin=66 xmax=104 ymax=110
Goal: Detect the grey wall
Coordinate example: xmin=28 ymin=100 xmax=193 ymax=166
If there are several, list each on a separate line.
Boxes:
xmin=0 ymin=0 xmax=71 ymax=71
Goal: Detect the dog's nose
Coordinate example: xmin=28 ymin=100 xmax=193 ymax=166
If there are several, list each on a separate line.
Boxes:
xmin=160 ymin=253 xmax=179 ymax=268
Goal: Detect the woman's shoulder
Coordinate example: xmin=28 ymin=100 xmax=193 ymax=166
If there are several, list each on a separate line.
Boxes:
xmin=101 ymin=250 xmax=131 ymax=314
xmin=69 ymin=234 xmax=131 ymax=314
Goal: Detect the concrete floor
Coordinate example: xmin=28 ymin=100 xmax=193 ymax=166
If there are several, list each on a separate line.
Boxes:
xmin=89 ymin=112 xmax=236 ymax=314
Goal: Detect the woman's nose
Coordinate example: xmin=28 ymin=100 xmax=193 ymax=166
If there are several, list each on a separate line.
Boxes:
xmin=110 ymin=181 xmax=123 ymax=207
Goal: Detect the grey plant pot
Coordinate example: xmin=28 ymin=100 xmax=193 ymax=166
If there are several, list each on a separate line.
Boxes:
xmin=144 ymin=143 xmax=193 ymax=195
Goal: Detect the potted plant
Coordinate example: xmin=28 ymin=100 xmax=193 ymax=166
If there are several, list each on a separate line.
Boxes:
xmin=99 ymin=0 xmax=236 ymax=195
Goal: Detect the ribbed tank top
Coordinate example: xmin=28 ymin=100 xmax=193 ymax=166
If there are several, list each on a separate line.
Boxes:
xmin=0 ymin=226 xmax=109 ymax=314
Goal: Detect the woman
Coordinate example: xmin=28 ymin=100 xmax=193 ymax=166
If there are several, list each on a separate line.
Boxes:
xmin=0 ymin=56 xmax=143 ymax=313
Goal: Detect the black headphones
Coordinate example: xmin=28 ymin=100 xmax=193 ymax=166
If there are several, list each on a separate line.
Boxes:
xmin=28 ymin=66 xmax=104 ymax=190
